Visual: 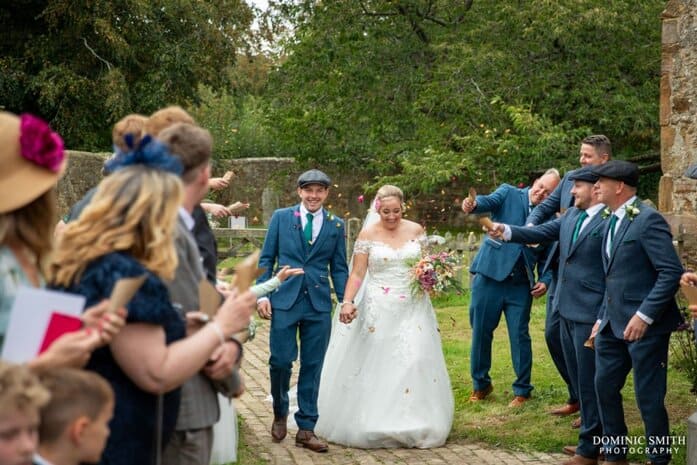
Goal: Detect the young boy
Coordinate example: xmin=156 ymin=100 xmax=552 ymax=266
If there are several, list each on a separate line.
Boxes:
xmin=34 ymin=369 xmax=114 ymax=465
xmin=0 ymin=361 xmax=50 ymax=465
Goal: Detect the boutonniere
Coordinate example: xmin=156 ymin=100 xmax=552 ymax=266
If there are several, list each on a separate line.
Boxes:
xmin=601 ymin=207 xmax=611 ymax=219
xmin=625 ymin=202 xmax=640 ymax=221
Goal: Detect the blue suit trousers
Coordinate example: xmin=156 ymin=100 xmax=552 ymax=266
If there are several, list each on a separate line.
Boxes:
xmin=545 ymin=275 xmax=578 ymax=405
xmin=560 ymin=317 xmax=601 ymax=458
xmin=594 ymin=326 xmax=671 ymax=464
xmin=469 ymin=273 xmax=533 ymax=397
xmin=269 ymin=294 xmax=331 ymax=431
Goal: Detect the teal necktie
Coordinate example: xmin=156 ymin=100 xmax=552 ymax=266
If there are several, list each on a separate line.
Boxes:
xmin=607 ymin=214 xmax=618 ymax=251
xmin=304 ymin=212 xmax=314 ymax=245
xmin=571 ymin=211 xmax=589 ymax=244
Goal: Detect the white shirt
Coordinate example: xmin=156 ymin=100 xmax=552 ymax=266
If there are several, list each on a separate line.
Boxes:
xmin=300 ymin=204 xmax=324 ymax=244
xmin=178 ymin=207 xmax=195 ymax=231
xmin=605 ymin=196 xmax=636 ymax=257
xmin=577 ymin=203 xmax=605 ymax=236
xmin=33 ymin=454 xmax=54 ymax=465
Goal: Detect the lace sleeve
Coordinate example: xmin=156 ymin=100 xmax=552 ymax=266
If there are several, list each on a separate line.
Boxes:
xmin=353 ymin=239 xmax=371 ymax=255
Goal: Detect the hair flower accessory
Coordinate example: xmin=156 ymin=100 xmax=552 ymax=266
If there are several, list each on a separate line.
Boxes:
xmin=104 ymin=135 xmax=183 ymax=175
xmin=19 ymin=114 xmax=65 ymax=172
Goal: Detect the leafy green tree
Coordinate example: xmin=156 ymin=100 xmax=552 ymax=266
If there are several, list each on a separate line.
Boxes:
xmin=263 ymin=0 xmax=663 ymax=193
xmin=0 ymin=0 xmax=254 ymax=150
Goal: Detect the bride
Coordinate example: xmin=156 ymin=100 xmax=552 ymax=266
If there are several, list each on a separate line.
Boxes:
xmin=315 ymin=185 xmax=453 ymax=448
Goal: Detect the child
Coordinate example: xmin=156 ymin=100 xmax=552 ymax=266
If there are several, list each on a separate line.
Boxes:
xmin=0 ymin=361 xmax=50 ymax=465
xmin=35 ymin=369 xmax=114 ymax=465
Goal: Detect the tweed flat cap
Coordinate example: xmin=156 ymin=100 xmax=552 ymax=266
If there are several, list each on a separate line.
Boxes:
xmin=590 ymin=160 xmax=639 ymax=187
xmin=297 ymin=169 xmax=331 ymax=188
xmin=567 ymin=167 xmax=599 ymax=184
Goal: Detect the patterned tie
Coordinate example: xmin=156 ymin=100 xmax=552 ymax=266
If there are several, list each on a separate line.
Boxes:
xmin=571 ymin=211 xmax=589 ymax=244
xmin=304 ymin=212 xmax=314 ymax=245
xmin=607 ymin=214 xmax=618 ymax=252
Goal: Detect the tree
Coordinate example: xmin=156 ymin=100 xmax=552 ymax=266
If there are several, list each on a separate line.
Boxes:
xmin=0 ymin=0 xmax=255 ymax=150
xmin=263 ymin=0 xmax=663 ymax=194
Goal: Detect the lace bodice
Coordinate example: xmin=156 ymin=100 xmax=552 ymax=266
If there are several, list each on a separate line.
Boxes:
xmin=353 ymin=238 xmax=424 ymax=290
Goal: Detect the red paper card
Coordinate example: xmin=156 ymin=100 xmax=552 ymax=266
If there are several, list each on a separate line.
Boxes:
xmin=38 ymin=312 xmax=83 ymax=354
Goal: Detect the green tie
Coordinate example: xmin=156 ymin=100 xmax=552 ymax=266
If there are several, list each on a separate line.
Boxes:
xmin=571 ymin=211 xmax=589 ymax=244
xmin=607 ymin=214 xmax=618 ymax=250
xmin=304 ymin=212 xmax=314 ymax=245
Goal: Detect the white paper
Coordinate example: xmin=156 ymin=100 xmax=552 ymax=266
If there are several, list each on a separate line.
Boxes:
xmin=1 ymin=286 xmax=85 ymax=363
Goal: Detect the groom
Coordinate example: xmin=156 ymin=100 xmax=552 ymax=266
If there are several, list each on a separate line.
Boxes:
xmin=257 ymin=169 xmax=348 ymax=452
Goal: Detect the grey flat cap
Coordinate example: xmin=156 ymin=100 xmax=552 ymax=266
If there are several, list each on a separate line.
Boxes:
xmin=297 ymin=169 xmax=331 ymax=188
xmin=567 ymin=167 xmax=599 ymax=184
xmin=591 ymin=160 xmax=639 ymax=187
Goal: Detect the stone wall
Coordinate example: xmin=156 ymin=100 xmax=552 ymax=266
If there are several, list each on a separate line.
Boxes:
xmin=56 ymin=153 xmax=484 ymax=231
xmin=661 ymin=0 xmax=697 ymax=269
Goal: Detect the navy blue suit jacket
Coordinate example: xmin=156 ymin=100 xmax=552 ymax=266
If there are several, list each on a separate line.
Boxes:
xmin=257 ymin=205 xmax=348 ymax=311
xmin=599 ymin=203 xmax=683 ymax=339
xmin=509 ymin=207 xmax=606 ymax=324
xmin=470 ymin=184 xmax=551 ymax=286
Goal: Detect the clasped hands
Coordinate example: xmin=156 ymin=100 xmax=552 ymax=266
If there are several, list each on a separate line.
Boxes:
xmin=339 ymin=302 xmax=357 ymax=324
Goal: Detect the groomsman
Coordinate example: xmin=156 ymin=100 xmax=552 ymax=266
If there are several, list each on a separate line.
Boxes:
xmin=461 ymin=169 xmax=559 ymax=407
xmin=527 ymin=135 xmax=611 ymax=420
xmin=490 ymin=167 xmax=606 ymax=465
xmin=590 ymin=160 xmax=683 ymax=465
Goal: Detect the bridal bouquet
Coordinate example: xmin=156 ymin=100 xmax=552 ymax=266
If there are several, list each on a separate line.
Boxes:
xmin=410 ymin=251 xmax=463 ymax=297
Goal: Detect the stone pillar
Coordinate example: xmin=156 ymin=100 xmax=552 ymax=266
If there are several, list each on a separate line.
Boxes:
xmin=261 ymin=187 xmax=280 ymax=225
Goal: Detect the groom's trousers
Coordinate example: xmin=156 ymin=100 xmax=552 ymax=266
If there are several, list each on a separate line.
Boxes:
xmin=269 ymin=293 xmax=331 ymax=431
xmin=469 ymin=271 xmax=533 ymax=398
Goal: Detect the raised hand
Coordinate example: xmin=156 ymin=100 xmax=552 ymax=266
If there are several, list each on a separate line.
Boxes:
xmin=461 ymin=197 xmax=476 ymax=214
xmin=276 ymin=265 xmax=304 ymax=282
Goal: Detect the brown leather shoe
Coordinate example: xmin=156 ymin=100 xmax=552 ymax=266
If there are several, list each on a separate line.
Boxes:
xmin=295 ymin=429 xmax=328 ymax=453
xmin=571 ymin=417 xmax=582 ymax=428
xmin=550 ymin=402 xmax=580 ymax=416
xmin=563 ymin=445 xmax=577 ymax=456
xmin=469 ymin=384 xmax=493 ymax=401
xmin=563 ymin=455 xmax=598 ymax=465
xmin=508 ymin=395 xmax=530 ymax=407
xmin=271 ymin=416 xmax=287 ymax=442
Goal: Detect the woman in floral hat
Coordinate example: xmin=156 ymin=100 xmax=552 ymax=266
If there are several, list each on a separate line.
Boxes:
xmin=0 ymin=111 xmax=126 ymax=370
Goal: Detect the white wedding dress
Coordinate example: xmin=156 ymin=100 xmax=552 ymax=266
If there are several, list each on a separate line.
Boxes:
xmin=315 ymin=238 xmax=454 ymax=448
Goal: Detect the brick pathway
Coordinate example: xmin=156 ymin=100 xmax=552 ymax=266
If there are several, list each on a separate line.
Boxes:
xmin=236 ymin=321 xmax=567 ymax=465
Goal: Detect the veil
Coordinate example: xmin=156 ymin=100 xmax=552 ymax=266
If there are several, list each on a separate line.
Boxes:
xmin=348 ymin=198 xmax=380 ymax=307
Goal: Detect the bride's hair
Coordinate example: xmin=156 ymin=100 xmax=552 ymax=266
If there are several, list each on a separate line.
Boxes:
xmin=376 ymin=185 xmax=404 ymax=205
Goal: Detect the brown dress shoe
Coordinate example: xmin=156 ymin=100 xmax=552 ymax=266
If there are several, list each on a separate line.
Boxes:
xmin=295 ymin=429 xmax=328 ymax=453
xmin=563 ymin=445 xmax=577 ymax=456
xmin=562 ymin=455 xmax=598 ymax=465
xmin=271 ymin=416 xmax=287 ymax=442
xmin=469 ymin=384 xmax=493 ymax=401
xmin=550 ymin=402 xmax=580 ymax=416
xmin=508 ymin=395 xmax=530 ymax=407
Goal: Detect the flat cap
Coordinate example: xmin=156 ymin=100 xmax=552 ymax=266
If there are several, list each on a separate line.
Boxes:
xmin=297 ymin=169 xmax=331 ymax=188
xmin=590 ymin=160 xmax=639 ymax=187
xmin=567 ymin=167 xmax=599 ymax=184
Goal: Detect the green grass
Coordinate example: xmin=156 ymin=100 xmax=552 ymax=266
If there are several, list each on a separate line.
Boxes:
xmin=436 ymin=292 xmax=695 ymax=464
xmin=231 ymin=290 xmax=696 ymax=464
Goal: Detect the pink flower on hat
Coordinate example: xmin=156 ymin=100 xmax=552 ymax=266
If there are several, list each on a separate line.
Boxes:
xmin=19 ymin=114 xmax=64 ymax=172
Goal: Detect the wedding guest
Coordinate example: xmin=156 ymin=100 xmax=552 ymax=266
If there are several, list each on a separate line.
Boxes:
xmin=0 ymin=360 xmax=50 ymax=465
xmin=527 ymin=135 xmax=611 ymax=420
xmin=257 ymin=169 xmax=348 ymax=452
xmin=490 ymin=167 xmax=607 ymax=465
xmin=0 ymin=111 xmax=125 ymax=371
xmin=461 ymin=169 xmax=559 ymax=406
xmin=590 ymin=160 xmax=682 ymax=465
xmin=316 ymin=185 xmax=453 ymax=448
xmin=49 ymin=138 xmax=256 ymax=465
xmin=36 ymin=369 xmax=114 ymax=465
